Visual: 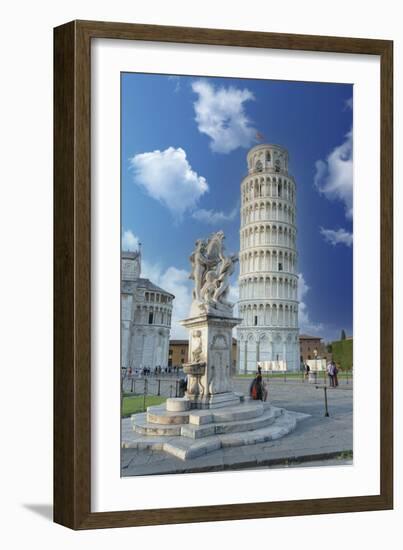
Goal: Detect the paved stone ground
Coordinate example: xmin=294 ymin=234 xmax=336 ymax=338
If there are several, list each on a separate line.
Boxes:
xmin=121 ymin=379 xmax=353 ymax=476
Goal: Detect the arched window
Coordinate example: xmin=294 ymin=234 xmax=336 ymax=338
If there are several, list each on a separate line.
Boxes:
xmin=256 ymin=160 xmax=263 ymax=172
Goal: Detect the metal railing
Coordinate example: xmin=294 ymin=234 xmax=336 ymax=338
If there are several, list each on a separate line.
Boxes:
xmin=236 ymin=370 xmax=353 ymax=385
xmin=123 ymin=375 xmax=187 ymax=399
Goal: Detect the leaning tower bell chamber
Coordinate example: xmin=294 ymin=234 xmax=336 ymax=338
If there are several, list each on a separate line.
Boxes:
xmin=237 ymin=144 xmax=300 ymax=372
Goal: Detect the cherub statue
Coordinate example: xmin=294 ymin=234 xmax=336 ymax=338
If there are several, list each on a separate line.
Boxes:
xmin=189 ymin=240 xmax=210 ymax=301
xmin=200 ymin=270 xmax=219 ymax=304
xmin=192 ymin=330 xmax=203 ymax=363
xmin=188 ymin=231 xmax=238 ymax=317
xmin=213 ymin=252 xmax=238 ymax=305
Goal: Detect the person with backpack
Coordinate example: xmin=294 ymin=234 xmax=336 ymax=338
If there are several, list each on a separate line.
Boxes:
xmin=250 ymin=366 xmax=267 ymax=401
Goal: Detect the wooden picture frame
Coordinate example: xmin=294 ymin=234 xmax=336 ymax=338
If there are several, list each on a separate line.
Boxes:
xmin=54 ymin=20 xmax=393 ymax=529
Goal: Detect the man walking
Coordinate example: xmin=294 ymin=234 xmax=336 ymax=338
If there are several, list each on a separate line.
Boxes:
xmin=327 ymin=360 xmax=335 ymax=387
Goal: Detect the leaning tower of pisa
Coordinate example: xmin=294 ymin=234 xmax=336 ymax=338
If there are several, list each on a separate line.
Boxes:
xmin=237 ymin=144 xmax=299 ymax=372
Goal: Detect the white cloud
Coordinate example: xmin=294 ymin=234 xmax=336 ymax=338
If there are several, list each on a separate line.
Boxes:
xmin=191 ymin=80 xmax=257 ymax=153
xmin=168 ymin=75 xmax=181 ymax=92
xmin=142 ymin=260 xmax=192 ymax=339
xmin=298 ymin=273 xmax=324 ymax=335
xmin=191 ymin=206 xmax=237 ymax=225
xmin=320 ymin=227 xmax=353 ymax=247
xmin=314 ymin=129 xmax=353 ymax=219
xmin=130 ymin=147 xmax=208 ymax=218
xmin=122 ymin=229 xmax=140 ymax=251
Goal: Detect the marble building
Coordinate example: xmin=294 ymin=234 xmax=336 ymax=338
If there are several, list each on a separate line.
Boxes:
xmin=121 ymin=250 xmax=174 ymax=371
xmin=237 ymin=144 xmax=300 ymax=372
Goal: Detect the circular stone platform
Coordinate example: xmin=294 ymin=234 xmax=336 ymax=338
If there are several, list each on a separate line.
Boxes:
xmin=125 ymin=397 xmax=310 ymax=460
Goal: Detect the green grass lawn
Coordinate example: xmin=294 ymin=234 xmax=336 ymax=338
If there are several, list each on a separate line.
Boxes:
xmin=122 ymin=395 xmax=166 ymax=417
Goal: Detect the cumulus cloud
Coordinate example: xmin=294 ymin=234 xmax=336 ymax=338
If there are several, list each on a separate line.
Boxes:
xmin=130 ymin=147 xmax=208 ymax=218
xmin=320 ymin=227 xmax=353 ymax=247
xmin=192 ymin=206 xmax=237 ymax=225
xmin=122 ymin=229 xmax=140 ymax=251
xmin=141 ymin=260 xmax=192 ymax=339
xmin=314 ymin=129 xmax=353 ymax=219
xmin=298 ymin=273 xmax=324 ymax=335
xmin=191 ymin=80 xmax=257 ymax=153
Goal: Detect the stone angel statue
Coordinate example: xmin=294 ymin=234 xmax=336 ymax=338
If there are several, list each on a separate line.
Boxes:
xmin=188 ymin=231 xmax=238 ymax=317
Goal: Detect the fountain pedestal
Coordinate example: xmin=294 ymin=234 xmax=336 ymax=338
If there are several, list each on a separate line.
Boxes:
xmin=181 ymin=314 xmax=242 ymax=409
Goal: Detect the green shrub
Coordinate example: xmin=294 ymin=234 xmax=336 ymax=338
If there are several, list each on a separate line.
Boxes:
xmin=331 ymin=338 xmax=353 ymax=370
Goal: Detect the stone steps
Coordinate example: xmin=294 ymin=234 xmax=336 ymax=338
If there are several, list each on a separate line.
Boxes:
xmin=209 ymin=402 xmax=265 ymax=423
xmin=180 ymin=407 xmax=282 ymax=439
xmin=133 ymin=414 xmax=183 ymax=436
xmin=146 ymin=406 xmax=191 ymax=426
xmin=134 ymin=405 xmax=273 ymax=437
xmin=123 ymin=406 xmax=310 ymax=460
xmin=145 ymin=400 xmax=266 ymax=427
xmin=163 ymin=411 xmax=300 ymax=460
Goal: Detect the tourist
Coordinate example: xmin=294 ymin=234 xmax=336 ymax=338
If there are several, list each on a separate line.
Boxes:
xmin=333 ymin=362 xmax=339 ymax=387
xmin=305 ymin=362 xmax=310 ymax=380
xmin=250 ymin=366 xmax=266 ymax=401
xmin=327 ymin=361 xmax=335 ymax=387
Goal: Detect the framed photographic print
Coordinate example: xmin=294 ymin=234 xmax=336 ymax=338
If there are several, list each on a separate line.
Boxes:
xmin=54 ymin=20 xmax=393 ymax=529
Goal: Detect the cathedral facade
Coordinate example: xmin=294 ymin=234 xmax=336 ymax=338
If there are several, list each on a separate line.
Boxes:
xmin=237 ymin=144 xmax=300 ymax=372
xmin=121 ymin=250 xmax=174 ymax=371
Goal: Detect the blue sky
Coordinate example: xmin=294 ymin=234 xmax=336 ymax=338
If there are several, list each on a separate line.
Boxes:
xmin=121 ymin=72 xmax=353 ymax=342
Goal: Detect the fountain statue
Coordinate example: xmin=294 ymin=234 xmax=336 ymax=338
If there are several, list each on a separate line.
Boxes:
xmin=181 ymin=231 xmax=242 ymax=409
xmin=189 ymin=231 xmax=238 ymax=317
